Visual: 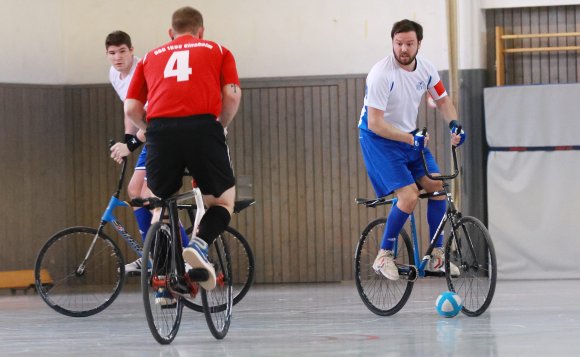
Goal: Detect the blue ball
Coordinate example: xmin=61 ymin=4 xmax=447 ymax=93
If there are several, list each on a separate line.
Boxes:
xmin=436 ymin=291 xmax=462 ymax=318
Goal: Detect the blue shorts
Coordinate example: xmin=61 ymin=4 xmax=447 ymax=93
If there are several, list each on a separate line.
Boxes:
xmin=359 ymin=129 xmax=440 ymax=197
xmin=135 ymin=146 xmax=147 ymax=171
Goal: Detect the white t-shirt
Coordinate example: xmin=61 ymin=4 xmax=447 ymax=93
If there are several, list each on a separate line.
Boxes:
xmin=359 ymin=54 xmax=447 ymax=133
xmin=109 ymin=56 xmax=139 ymax=101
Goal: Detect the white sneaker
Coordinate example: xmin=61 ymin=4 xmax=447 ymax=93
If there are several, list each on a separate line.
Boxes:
xmin=372 ymin=249 xmax=399 ymax=280
xmin=124 ymin=259 xmax=150 ymax=275
xmin=185 ymin=262 xmax=193 ymax=273
xmin=428 ymin=247 xmax=460 ymax=277
xmin=182 ymin=237 xmax=216 ymax=290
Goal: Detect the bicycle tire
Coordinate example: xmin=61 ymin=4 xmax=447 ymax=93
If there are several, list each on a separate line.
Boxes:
xmin=202 ymin=235 xmax=233 ymax=339
xmin=445 ymin=215 xmax=497 ymax=316
xmin=184 ymin=226 xmax=254 ymax=311
xmin=141 ymin=222 xmax=183 ymax=344
xmin=355 ymin=218 xmax=415 ymax=316
xmin=34 ymin=226 xmax=125 ymax=317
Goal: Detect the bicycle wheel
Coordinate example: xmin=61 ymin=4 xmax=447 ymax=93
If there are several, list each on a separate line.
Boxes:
xmin=202 ymin=235 xmax=233 ymax=339
xmin=445 ymin=216 xmax=497 ymax=316
xmin=142 ymin=222 xmax=183 ymax=344
xmin=34 ymin=226 xmax=124 ymax=317
xmin=354 ymin=218 xmax=415 ymax=316
xmin=184 ymin=226 xmax=254 ymax=311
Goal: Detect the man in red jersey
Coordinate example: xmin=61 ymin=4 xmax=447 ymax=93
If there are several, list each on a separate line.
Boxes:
xmin=125 ymin=6 xmax=241 ymax=298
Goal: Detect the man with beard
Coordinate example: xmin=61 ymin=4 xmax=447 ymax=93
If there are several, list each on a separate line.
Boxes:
xmin=358 ymin=19 xmax=465 ymax=280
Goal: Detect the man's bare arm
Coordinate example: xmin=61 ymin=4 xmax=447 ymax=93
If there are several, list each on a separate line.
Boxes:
xmin=124 ymin=99 xmax=147 ymax=131
xmin=435 ymin=96 xmax=462 ymax=146
xmin=219 ymin=84 xmax=241 ymax=128
xmin=435 ymin=95 xmax=458 ymax=125
xmin=367 ymin=107 xmax=414 ymax=145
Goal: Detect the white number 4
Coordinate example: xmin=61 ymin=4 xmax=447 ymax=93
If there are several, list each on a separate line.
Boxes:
xmin=163 ymin=50 xmax=192 ymax=82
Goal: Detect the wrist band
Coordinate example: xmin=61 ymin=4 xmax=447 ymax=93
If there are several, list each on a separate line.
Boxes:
xmin=124 ymin=134 xmax=143 ymax=152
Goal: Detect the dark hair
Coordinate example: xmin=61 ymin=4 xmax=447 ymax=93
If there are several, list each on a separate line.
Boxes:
xmin=172 ymin=6 xmax=203 ymax=34
xmin=105 ymin=30 xmax=132 ymax=49
xmin=390 ymin=19 xmax=423 ymax=42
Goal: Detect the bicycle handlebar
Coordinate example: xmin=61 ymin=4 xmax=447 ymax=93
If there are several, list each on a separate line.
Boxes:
xmin=419 ymin=127 xmax=460 ymax=181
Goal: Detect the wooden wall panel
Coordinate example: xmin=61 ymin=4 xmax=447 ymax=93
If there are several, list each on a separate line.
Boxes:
xmin=487 ymin=5 xmax=580 ymax=86
xmin=2 ymin=73 xmax=460 ymax=283
xmin=63 ymin=85 xmax=140 ymax=271
xmin=0 ymin=84 xmax=67 ymax=271
xmin=227 ymin=76 xmax=449 ymax=283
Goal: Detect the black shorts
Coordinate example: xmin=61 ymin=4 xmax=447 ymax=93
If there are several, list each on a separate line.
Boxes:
xmin=145 ymin=115 xmax=235 ymax=199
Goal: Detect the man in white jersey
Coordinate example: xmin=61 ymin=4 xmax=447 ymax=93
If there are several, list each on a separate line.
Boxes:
xmin=358 ymin=19 xmax=465 ymax=280
xmin=106 ymin=31 xmax=153 ymax=274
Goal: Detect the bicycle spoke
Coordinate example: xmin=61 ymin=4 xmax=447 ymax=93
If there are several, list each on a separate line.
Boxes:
xmin=202 ymin=237 xmax=233 ymax=339
xmin=142 ymin=222 xmax=183 ymax=345
xmin=34 ymin=227 xmax=124 ymax=317
xmin=446 ymin=216 xmax=497 ymax=316
xmin=355 ymin=218 xmax=415 ymax=316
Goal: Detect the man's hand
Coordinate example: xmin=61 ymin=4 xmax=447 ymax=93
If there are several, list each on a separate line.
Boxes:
xmin=413 ymin=131 xmax=428 ymax=151
xmin=449 ymin=120 xmax=466 ymax=147
xmin=110 ymin=142 xmax=130 ymax=164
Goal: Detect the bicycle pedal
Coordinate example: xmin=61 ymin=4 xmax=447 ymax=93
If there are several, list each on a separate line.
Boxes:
xmin=396 ymin=264 xmax=418 ymax=282
xmin=187 ymin=268 xmax=209 ymax=282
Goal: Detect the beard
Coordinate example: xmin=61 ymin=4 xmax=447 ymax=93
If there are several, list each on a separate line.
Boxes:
xmin=393 ymin=49 xmax=417 ymax=67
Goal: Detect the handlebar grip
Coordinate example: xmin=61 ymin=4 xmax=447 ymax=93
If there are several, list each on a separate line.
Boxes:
xmin=451 ymin=125 xmax=462 ymax=149
xmin=109 ymin=139 xmax=116 ymax=148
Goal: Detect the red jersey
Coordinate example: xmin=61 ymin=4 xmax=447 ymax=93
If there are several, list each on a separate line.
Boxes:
xmin=127 ymin=35 xmax=240 ymax=120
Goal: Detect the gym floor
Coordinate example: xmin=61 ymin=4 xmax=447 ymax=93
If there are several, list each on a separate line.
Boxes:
xmin=1 ymin=279 xmax=578 ymax=356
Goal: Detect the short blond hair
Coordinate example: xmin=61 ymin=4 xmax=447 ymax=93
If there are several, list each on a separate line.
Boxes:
xmin=172 ymin=6 xmax=203 ymax=35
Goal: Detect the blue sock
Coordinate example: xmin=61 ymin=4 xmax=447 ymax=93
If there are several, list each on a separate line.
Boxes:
xmin=381 ymin=204 xmax=410 ymax=250
xmin=180 ymin=224 xmax=189 ymax=247
xmin=134 ymin=207 xmax=152 ymax=243
xmin=428 ymin=199 xmax=446 ymax=248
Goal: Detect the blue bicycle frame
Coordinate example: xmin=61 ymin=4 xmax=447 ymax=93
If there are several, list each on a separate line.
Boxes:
xmin=389 ymin=189 xmax=456 ymax=279
xmin=100 ymin=195 xmax=143 ymax=258
xmin=93 ymin=157 xmax=144 ymax=258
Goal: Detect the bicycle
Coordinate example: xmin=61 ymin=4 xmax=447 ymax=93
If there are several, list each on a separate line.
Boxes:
xmin=139 ymin=180 xmax=234 ymax=343
xmin=181 ymin=200 xmax=255 ymax=308
xmin=354 ymin=128 xmax=497 ymax=317
xmin=34 ymin=146 xmax=255 ymax=318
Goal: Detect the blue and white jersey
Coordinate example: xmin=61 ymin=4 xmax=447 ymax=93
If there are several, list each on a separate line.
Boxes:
xmin=358 ymin=54 xmax=447 ymax=134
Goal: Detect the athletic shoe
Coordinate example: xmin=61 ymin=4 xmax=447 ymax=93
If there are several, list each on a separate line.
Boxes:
xmin=372 ymin=249 xmax=399 ymax=280
xmin=182 ymin=237 xmax=216 ymax=290
xmin=155 ymin=288 xmax=176 ymax=308
xmin=428 ymin=247 xmax=460 ymax=277
xmin=124 ymin=258 xmax=150 ymax=276
xmin=185 ymin=262 xmax=193 ymax=273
